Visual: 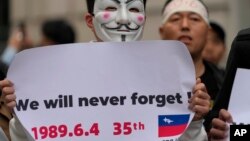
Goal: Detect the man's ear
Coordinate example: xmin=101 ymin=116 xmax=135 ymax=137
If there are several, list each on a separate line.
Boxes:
xmin=159 ymin=25 xmax=164 ymax=39
xmin=85 ymin=13 xmax=94 ymax=29
xmin=206 ymin=26 xmax=212 ymax=38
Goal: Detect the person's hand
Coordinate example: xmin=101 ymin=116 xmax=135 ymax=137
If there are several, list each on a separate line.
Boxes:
xmin=189 ymin=78 xmax=210 ymax=121
xmin=210 ymin=109 xmax=233 ymax=140
xmin=8 ymin=28 xmax=33 ymax=52
xmin=0 ymin=79 xmax=16 ymax=111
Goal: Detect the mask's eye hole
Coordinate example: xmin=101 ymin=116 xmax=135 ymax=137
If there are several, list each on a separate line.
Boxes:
xmin=129 ymin=8 xmax=140 ymax=13
xmin=105 ymin=6 xmax=117 ymax=11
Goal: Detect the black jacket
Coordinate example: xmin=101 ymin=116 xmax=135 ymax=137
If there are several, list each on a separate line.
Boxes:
xmin=205 ymin=28 xmax=250 ymax=131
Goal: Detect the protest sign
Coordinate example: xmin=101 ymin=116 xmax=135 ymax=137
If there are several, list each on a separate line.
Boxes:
xmin=8 ymin=40 xmax=195 ymax=141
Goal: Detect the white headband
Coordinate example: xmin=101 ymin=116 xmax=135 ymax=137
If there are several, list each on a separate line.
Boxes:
xmin=162 ymin=0 xmax=209 ymax=25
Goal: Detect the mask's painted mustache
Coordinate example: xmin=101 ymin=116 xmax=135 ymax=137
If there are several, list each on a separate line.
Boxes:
xmin=103 ymin=24 xmax=140 ymax=31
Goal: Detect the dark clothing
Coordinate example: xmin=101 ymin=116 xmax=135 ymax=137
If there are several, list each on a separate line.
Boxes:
xmin=201 ymin=61 xmax=224 ymax=100
xmin=0 ymin=60 xmax=11 ymax=140
xmin=0 ymin=60 xmax=7 ymax=81
xmin=204 ymin=28 xmax=250 ymax=132
xmin=201 ymin=61 xmax=224 ymax=132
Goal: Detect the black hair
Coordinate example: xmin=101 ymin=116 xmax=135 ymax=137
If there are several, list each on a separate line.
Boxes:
xmin=42 ymin=19 xmax=76 ymax=44
xmin=86 ymin=0 xmax=147 ymax=15
xmin=210 ymin=21 xmax=226 ymax=43
xmin=86 ymin=0 xmax=95 ymax=15
xmin=161 ymin=0 xmax=209 ymax=15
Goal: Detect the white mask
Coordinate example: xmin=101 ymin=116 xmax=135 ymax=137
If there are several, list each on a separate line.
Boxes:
xmin=93 ymin=0 xmax=145 ymax=42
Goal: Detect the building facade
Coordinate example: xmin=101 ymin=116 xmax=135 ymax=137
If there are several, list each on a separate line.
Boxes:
xmin=1 ymin=0 xmax=250 ymax=67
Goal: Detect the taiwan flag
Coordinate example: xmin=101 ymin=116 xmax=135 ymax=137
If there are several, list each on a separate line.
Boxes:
xmin=158 ymin=114 xmax=190 ymax=137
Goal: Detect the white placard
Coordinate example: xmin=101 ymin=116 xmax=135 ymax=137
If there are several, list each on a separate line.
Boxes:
xmin=229 ymin=68 xmax=250 ymax=124
xmin=8 ymin=40 xmax=195 ymax=141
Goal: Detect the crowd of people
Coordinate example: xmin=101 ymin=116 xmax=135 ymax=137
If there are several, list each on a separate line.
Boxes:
xmin=0 ymin=0 xmax=247 ymax=140
xmin=0 ymin=19 xmax=76 ymax=141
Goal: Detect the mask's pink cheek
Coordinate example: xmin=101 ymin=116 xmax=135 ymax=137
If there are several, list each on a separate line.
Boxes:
xmin=102 ymin=12 xmax=111 ymax=22
xmin=137 ymin=16 xmax=145 ymax=24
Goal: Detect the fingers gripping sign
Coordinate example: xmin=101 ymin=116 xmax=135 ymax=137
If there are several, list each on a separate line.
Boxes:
xmin=189 ymin=78 xmax=210 ymax=121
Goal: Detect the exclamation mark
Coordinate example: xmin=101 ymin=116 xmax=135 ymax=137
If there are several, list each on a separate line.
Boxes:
xmin=187 ymin=92 xmax=192 ymax=99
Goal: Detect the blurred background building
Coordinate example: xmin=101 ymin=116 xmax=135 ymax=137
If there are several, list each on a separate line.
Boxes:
xmin=0 ymin=0 xmax=250 ymax=67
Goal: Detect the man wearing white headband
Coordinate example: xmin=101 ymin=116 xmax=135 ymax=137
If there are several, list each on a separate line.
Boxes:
xmin=161 ymin=0 xmax=209 ymax=25
xmin=159 ymin=0 xmax=224 ymax=137
xmin=0 ymin=0 xmax=210 ymax=140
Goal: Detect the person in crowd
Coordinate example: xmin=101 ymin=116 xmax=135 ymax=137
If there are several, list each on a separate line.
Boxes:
xmin=0 ymin=22 xmax=33 ymax=141
xmin=0 ymin=22 xmax=33 ymax=75
xmin=208 ymin=27 xmax=250 ymax=140
xmin=159 ymin=0 xmax=224 ymax=132
xmin=1 ymin=0 xmax=210 ymax=140
xmin=0 ymin=19 xmax=76 ymax=141
xmin=202 ymin=22 xmax=226 ymax=67
xmin=39 ymin=19 xmax=76 ymax=46
xmin=1 ymin=19 xmax=76 ymax=67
